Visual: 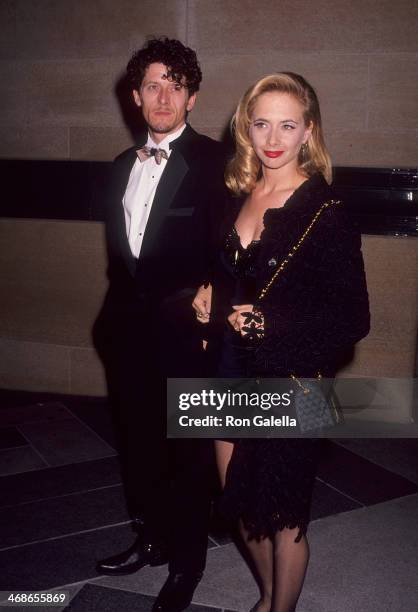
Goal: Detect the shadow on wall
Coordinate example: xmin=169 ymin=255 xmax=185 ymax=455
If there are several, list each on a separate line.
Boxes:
xmin=114 ymin=72 xmax=147 ymax=143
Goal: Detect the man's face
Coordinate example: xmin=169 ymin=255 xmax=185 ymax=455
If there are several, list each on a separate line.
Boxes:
xmin=133 ymin=62 xmax=196 ymax=142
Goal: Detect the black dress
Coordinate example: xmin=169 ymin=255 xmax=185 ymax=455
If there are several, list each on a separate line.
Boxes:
xmin=217 ymin=224 xmax=320 ymax=544
xmin=211 ymin=173 xmax=370 ymax=543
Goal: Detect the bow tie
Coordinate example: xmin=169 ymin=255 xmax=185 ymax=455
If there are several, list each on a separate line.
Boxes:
xmin=136 ymin=145 xmax=169 ymax=165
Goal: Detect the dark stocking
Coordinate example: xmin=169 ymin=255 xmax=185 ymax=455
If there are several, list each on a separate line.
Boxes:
xmin=271 ymin=527 xmax=309 ymax=612
xmin=239 ymin=521 xmax=272 ymax=612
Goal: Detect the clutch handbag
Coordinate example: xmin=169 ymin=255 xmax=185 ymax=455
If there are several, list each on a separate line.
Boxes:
xmin=255 ymin=198 xmax=343 ymax=433
xmin=291 ymin=374 xmax=342 ymax=434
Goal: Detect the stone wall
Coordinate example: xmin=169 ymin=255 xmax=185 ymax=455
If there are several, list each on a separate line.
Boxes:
xmin=1 ymin=0 xmax=417 ymax=166
xmin=0 ymin=2 xmax=417 ymax=400
xmin=0 ymin=218 xmax=108 ymax=395
xmin=1 ymin=217 xmax=417 ymax=401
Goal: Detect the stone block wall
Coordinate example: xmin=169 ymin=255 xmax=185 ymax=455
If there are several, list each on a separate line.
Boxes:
xmin=1 ymin=217 xmax=417 ymax=398
xmin=0 ymin=219 xmax=108 ymax=395
xmin=0 ymin=0 xmax=417 ymax=166
xmin=0 ymin=2 xmax=417 ymax=397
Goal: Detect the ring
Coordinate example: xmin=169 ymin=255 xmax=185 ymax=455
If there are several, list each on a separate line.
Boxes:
xmin=197 ymin=313 xmax=203 ymax=318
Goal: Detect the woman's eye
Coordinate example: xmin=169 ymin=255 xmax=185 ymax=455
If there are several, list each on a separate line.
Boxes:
xmin=253 ymin=122 xmax=267 ymax=129
xmin=283 ymin=124 xmax=296 ymax=130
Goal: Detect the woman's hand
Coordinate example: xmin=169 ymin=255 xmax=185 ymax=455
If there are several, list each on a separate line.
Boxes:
xmin=192 ymin=283 xmax=212 ymax=324
xmin=227 ymin=304 xmax=264 ymax=338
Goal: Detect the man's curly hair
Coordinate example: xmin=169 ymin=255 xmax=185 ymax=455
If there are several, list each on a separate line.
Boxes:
xmin=127 ymin=37 xmax=202 ymax=95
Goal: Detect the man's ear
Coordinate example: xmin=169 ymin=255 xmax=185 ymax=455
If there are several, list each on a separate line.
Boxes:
xmin=133 ymin=89 xmax=141 ymax=107
xmin=186 ymin=93 xmax=197 ymax=113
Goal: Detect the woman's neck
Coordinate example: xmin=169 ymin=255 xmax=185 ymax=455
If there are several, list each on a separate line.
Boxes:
xmin=259 ymin=164 xmax=306 ymax=196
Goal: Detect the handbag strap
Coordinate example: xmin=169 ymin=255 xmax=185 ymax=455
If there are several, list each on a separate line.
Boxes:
xmin=257 ymin=199 xmax=341 ymax=301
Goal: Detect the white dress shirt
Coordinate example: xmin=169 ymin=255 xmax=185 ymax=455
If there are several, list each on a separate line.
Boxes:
xmin=123 ymin=124 xmax=187 ymax=258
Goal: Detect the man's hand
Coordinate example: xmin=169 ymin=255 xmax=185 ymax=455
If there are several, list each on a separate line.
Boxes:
xmin=192 ymin=284 xmax=212 ymax=324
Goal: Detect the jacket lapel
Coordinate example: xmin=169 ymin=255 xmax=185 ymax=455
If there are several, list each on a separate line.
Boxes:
xmin=139 ymin=144 xmax=189 ymax=261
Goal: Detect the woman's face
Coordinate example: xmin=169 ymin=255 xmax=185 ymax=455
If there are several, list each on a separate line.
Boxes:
xmin=249 ymin=91 xmax=312 ymax=172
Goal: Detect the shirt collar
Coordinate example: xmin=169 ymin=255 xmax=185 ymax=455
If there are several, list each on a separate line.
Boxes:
xmin=146 ymin=123 xmax=187 ymax=150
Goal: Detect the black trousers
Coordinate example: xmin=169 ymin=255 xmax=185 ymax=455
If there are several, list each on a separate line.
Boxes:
xmin=96 ymin=294 xmax=216 ymax=573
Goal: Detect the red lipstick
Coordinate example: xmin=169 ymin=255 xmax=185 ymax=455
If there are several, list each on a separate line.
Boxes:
xmin=264 ymin=150 xmax=284 ymax=158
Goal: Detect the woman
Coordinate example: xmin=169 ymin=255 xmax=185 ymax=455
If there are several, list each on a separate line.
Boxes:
xmin=193 ymin=72 xmax=370 ymax=611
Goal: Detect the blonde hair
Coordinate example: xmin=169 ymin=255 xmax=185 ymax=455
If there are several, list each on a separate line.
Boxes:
xmin=225 ymin=72 xmax=332 ymax=195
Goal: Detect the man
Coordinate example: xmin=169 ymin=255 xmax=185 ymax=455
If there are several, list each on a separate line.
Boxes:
xmin=94 ymin=38 xmax=227 ymax=611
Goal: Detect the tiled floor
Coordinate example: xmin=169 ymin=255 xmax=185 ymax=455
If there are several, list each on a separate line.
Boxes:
xmin=0 ymin=390 xmax=417 ymax=611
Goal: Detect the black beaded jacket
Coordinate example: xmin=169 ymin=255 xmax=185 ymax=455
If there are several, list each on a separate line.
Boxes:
xmin=209 ymin=173 xmax=370 ymax=378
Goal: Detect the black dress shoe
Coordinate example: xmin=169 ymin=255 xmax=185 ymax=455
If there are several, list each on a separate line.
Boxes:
xmin=151 ymin=572 xmax=203 ymax=612
xmin=96 ymin=536 xmax=168 ymax=575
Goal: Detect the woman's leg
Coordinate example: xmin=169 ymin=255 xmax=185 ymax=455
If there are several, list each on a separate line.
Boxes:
xmin=214 ymin=440 xmax=234 ymax=488
xmin=271 ymin=527 xmax=310 ymax=612
xmin=215 ymin=441 xmax=272 ymax=612
xmin=239 ymin=522 xmax=273 ymax=612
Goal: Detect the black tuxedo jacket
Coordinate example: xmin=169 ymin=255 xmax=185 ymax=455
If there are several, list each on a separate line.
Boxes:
xmin=96 ymin=125 xmax=229 ymax=377
xmin=105 ymin=125 xmax=227 ymax=304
